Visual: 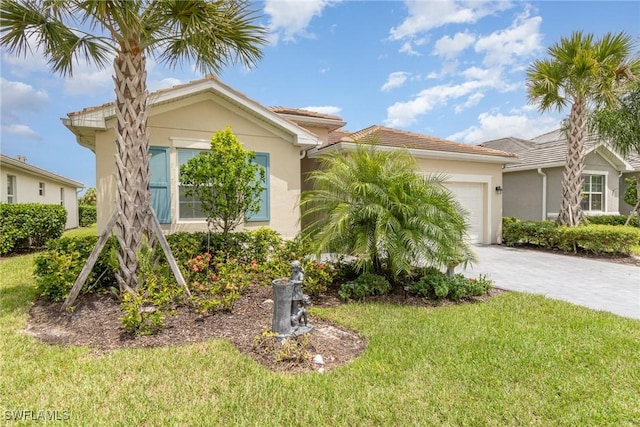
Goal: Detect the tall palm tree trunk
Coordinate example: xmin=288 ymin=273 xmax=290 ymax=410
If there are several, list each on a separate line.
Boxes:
xmin=558 ymin=98 xmax=587 ymax=226
xmin=113 ymin=47 xmax=151 ymax=293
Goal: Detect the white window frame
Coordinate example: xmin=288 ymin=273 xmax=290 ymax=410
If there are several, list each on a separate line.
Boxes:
xmin=39 ymin=182 xmax=45 ymax=197
xmin=7 ymin=175 xmax=16 ymax=203
xmin=581 ymin=173 xmax=606 ymax=212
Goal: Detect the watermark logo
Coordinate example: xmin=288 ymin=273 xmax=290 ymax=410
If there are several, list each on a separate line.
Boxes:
xmin=3 ymin=409 xmax=70 ymax=422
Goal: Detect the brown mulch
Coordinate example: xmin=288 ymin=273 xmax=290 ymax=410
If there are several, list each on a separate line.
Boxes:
xmin=23 ymin=282 xmax=503 ymax=374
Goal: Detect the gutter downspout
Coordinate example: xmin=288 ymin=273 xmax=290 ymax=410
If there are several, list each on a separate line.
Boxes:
xmin=537 ymin=168 xmax=547 ymax=221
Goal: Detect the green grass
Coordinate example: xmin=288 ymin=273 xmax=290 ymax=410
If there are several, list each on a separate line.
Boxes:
xmin=62 ymin=225 xmax=97 ymax=239
xmin=1 ymin=254 xmax=639 ymax=426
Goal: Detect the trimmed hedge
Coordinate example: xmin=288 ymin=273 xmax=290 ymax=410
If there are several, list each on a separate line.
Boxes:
xmin=0 ymin=203 xmax=67 ymax=255
xmin=502 ymin=218 xmax=640 ymax=255
xmin=585 ymin=214 xmax=639 ymax=227
xmin=78 ymin=205 xmax=97 ymax=227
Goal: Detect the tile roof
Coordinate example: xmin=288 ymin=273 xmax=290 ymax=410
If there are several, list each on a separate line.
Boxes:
xmin=269 ymin=107 xmax=343 ymax=121
xmin=481 ymin=130 xmax=637 ymax=171
xmin=324 ymin=125 xmax=517 ymax=158
xmin=67 ymin=74 xmax=225 ymax=117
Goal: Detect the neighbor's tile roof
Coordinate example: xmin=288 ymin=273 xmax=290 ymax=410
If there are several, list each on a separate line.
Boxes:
xmin=481 ymin=130 xmax=637 ymax=171
xmin=324 ymin=125 xmax=517 ymax=158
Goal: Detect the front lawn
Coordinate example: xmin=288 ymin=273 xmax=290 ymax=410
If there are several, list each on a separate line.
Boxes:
xmin=1 ymin=254 xmax=639 ymax=426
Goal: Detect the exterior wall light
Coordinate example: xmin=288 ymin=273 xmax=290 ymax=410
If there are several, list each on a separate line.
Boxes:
xmin=495 ymin=185 xmax=503 ymax=195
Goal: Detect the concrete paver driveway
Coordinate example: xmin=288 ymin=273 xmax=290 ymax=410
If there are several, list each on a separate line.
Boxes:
xmin=460 ymin=245 xmax=640 ymax=320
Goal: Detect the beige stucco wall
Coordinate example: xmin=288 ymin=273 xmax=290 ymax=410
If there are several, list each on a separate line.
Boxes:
xmin=94 ymin=93 xmax=304 ymax=239
xmin=301 ymin=152 xmax=504 ymax=244
xmin=0 ymin=164 xmax=80 ymax=229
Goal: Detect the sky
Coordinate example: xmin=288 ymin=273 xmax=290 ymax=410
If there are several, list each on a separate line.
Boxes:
xmin=1 ymin=0 xmax=639 ymax=192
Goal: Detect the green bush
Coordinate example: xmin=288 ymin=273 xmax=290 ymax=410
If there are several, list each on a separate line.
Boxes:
xmin=556 ymin=225 xmax=640 ymax=255
xmin=502 ymin=220 xmax=559 ymax=247
xmin=0 ymin=203 xmax=67 ymax=255
xmin=120 ymin=243 xmax=183 ymax=335
xmin=585 ymin=214 xmax=638 ymax=227
xmin=78 ymin=205 xmax=97 ymax=227
xmin=33 ymin=236 xmax=119 ymax=301
xmin=502 ymin=218 xmax=640 ymax=256
xmin=408 ymin=270 xmax=492 ymax=301
xmin=339 ymin=272 xmax=391 ymax=301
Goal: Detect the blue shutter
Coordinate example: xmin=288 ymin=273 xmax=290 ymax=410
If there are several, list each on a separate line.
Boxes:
xmin=247 ymin=153 xmax=270 ymax=222
xmin=149 ymin=147 xmax=171 ymax=223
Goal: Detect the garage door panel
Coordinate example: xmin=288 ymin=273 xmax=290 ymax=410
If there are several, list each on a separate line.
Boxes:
xmin=444 ymin=182 xmax=484 ymax=243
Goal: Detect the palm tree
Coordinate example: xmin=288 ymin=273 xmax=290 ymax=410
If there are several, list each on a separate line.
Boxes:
xmin=590 ymin=81 xmax=640 ymax=224
xmin=527 ymin=31 xmax=640 ymax=226
xmin=300 ymin=141 xmax=475 ymax=280
xmin=1 ymin=0 xmax=267 ymax=306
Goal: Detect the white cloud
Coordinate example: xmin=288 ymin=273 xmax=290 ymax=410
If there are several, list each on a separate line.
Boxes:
xmin=62 ymin=61 xmax=113 ymax=96
xmin=474 ymin=11 xmax=542 ymax=67
xmin=1 ymin=33 xmax=50 ymax=76
xmin=399 ymin=41 xmax=421 ymax=56
xmin=148 ymin=77 xmax=182 ymax=92
xmin=390 ymin=0 xmax=513 ymax=41
xmin=433 ymin=32 xmax=476 ymax=59
xmin=447 ymin=111 xmax=559 ymax=144
xmin=264 ymin=0 xmax=342 ymax=43
xmin=0 ymin=78 xmax=49 ymax=116
xmin=381 ymin=72 xmax=411 ymax=92
xmin=2 ymin=124 xmax=42 ymax=141
xmin=384 ymin=68 xmax=506 ymax=127
xmin=454 ymin=92 xmax=484 ymax=113
xmin=301 ymin=105 xmax=342 ymax=116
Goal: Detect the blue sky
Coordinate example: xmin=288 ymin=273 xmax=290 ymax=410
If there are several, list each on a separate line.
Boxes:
xmin=1 ymin=0 xmax=639 ymax=191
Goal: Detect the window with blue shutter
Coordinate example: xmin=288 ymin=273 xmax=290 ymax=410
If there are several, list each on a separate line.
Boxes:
xmin=247 ymin=153 xmax=270 ymax=222
xmin=149 ymin=147 xmax=171 ymax=223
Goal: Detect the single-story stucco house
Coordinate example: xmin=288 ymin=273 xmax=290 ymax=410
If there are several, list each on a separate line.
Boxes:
xmin=481 ymin=129 xmax=640 ymax=221
xmin=64 ymin=75 xmax=517 ymax=244
xmin=0 ymin=154 xmax=84 ymax=229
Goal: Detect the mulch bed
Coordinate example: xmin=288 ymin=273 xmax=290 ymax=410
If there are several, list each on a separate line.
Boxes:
xmin=22 ymin=247 xmax=637 ymax=374
xmin=24 ymin=282 xmax=503 ymax=374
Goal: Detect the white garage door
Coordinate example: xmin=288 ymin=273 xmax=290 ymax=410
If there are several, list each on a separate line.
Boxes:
xmin=444 ymin=182 xmax=484 ymax=243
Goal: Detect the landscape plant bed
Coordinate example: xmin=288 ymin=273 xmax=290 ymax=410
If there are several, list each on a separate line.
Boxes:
xmin=25 ymin=282 xmax=503 ymax=374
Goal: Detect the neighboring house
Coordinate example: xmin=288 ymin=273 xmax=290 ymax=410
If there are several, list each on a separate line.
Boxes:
xmin=64 ymin=75 xmax=517 ymax=244
xmin=0 ymin=154 xmax=83 ymax=229
xmin=481 ymin=129 xmax=640 ymax=221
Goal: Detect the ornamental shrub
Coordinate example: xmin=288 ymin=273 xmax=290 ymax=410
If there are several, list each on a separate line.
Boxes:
xmin=408 ymin=270 xmax=492 ymax=301
xmin=585 ymin=214 xmax=638 ymax=227
xmin=0 ymin=203 xmax=67 ymax=254
xmin=78 ymin=205 xmax=97 ymax=227
xmin=502 ymin=220 xmax=559 ymax=247
xmin=338 ymin=272 xmax=391 ymax=301
xmin=33 ymin=235 xmax=118 ymax=301
xmin=502 ymin=218 xmax=640 ymax=256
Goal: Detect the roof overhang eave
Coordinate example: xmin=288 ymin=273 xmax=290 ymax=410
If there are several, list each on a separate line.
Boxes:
xmin=309 ymin=142 xmax=519 ymax=164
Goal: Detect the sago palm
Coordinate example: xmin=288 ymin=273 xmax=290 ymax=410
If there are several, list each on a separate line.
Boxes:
xmin=0 ymin=0 xmax=267 ymax=300
xmin=527 ymin=31 xmax=640 ymax=226
xmin=301 ymin=142 xmax=475 ymax=280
